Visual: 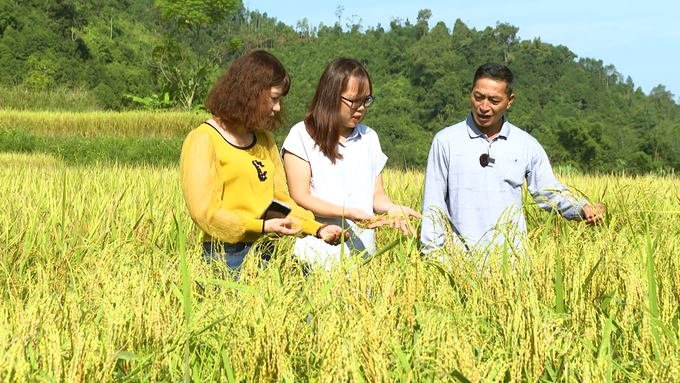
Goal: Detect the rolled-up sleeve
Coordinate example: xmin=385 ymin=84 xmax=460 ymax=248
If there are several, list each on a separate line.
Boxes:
xmin=527 ymin=144 xmax=586 ymax=220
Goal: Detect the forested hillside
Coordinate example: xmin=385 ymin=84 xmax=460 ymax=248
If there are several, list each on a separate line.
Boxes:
xmin=1 ymin=0 xmax=678 ymax=173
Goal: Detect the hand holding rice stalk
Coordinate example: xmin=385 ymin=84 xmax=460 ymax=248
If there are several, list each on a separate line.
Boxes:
xmin=583 ymin=202 xmax=605 ymax=225
xmin=355 ymin=205 xmax=422 ymax=236
xmin=316 ymin=223 xmax=348 ymax=245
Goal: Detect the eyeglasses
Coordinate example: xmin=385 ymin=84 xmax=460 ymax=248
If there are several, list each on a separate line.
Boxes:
xmin=340 ymin=95 xmax=375 ymax=110
xmin=479 ymin=153 xmax=495 ymax=167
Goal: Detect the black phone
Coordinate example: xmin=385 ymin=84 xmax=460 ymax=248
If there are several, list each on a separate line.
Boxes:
xmin=260 ymin=199 xmax=292 ymax=220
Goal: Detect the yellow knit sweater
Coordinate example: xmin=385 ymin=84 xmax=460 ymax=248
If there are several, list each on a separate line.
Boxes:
xmin=180 ymin=122 xmax=321 ymax=243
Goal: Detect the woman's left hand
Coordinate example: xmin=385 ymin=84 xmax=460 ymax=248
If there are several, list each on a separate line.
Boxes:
xmin=385 ymin=205 xmax=422 ymax=236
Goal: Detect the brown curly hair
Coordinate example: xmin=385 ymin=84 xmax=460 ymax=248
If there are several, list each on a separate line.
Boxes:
xmin=205 ymin=50 xmax=290 ymax=130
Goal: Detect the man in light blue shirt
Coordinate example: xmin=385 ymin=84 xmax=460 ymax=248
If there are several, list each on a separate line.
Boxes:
xmin=421 ymin=63 xmax=604 ymax=253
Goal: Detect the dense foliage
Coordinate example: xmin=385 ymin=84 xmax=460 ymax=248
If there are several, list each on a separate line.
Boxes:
xmin=1 ymin=0 xmax=678 ymax=173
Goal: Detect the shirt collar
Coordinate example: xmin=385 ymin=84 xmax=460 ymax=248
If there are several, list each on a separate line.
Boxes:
xmin=340 ymin=124 xmax=365 ymax=146
xmin=466 ymin=113 xmax=511 ymax=140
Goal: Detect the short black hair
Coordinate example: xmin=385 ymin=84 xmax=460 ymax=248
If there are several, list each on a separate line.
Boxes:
xmin=473 ymin=63 xmax=514 ymax=97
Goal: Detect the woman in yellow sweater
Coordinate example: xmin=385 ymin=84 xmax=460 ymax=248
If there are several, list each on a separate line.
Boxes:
xmin=180 ymin=50 xmax=343 ymax=271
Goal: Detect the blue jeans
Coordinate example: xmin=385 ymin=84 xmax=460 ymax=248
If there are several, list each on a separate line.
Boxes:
xmin=202 ymin=241 xmax=273 ymax=275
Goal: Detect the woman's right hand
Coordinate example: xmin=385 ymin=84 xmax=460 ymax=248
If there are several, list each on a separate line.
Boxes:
xmin=263 ymin=218 xmax=302 ymax=236
xmin=318 ymin=224 xmax=348 ymax=245
xmin=344 ymin=208 xmax=376 ymax=224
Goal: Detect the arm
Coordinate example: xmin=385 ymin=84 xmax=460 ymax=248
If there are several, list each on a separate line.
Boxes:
xmin=420 ymin=138 xmax=450 ymax=253
xmin=265 ymin=134 xmax=322 ymax=237
xmin=282 ymin=150 xmax=376 ymax=223
xmin=372 ymin=173 xmax=394 ymax=214
xmin=180 ymin=131 xmax=265 ymax=242
xmin=527 ymin=143 xmax=604 ymax=223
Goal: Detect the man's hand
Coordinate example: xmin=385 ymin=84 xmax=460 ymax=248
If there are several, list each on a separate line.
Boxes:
xmin=583 ymin=203 xmax=605 ymax=225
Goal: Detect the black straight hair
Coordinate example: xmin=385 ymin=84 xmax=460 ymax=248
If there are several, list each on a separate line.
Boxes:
xmin=473 ymin=63 xmax=514 ymax=97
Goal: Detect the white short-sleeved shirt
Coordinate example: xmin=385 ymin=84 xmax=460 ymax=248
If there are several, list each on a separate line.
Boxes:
xmin=282 ymin=121 xmax=388 ymax=267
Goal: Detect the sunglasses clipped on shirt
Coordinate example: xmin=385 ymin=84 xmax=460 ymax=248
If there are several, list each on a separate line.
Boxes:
xmin=479 ymin=153 xmax=495 ymax=167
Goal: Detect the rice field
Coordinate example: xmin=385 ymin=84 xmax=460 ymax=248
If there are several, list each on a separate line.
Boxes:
xmin=1 ymin=148 xmax=679 ymax=381
xmin=0 ymin=110 xmax=210 ymax=138
xmin=0 ymin=111 xmax=213 ymax=167
xmin=0 ymin=86 xmax=101 ymax=113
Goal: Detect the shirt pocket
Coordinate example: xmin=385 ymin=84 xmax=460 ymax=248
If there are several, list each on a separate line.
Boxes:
xmin=500 ymin=159 xmax=528 ymax=188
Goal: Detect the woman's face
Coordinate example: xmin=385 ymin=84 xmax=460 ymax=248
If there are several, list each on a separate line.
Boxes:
xmin=338 ymin=76 xmax=371 ymax=130
xmin=256 ymin=86 xmax=283 ymax=130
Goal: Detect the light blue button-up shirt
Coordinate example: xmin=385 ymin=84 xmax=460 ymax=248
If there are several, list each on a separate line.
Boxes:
xmin=421 ymin=113 xmax=586 ymax=253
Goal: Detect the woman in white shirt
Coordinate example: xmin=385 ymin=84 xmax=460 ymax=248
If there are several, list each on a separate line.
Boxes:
xmin=281 ymin=58 xmax=421 ymax=267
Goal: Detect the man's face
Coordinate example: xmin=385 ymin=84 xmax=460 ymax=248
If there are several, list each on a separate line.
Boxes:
xmin=470 ymin=77 xmax=514 ymax=134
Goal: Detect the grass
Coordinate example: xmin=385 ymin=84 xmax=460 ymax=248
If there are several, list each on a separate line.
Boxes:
xmin=0 ymin=110 xmax=210 ymax=166
xmin=0 ymin=86 xmax=102 ymax=112
xmin=1 ymin=152 xmax=679 ymax=381
xmin=0 ymin=109 xmax=212 ymax=166
xmin=0 ymin=110 xmax=282 ymax=166
xmin=0 ymin=110 xmax=209 ymax=138
xmin=0 ymin=127 xmax=185 ymax=166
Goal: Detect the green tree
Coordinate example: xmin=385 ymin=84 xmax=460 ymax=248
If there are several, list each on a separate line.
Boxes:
xmin=494 ymin=22 xmax=518 ymax=63
xmin=153 ymin=0 xmax=240 ymax=111
xmin=26 ymin=54 xmax=56 ymax=90
xmin=415 ymin=9 xmax=431 ymax=37
xmin=51 ymin=0 xmax=100 ymax=43
xmin=0 ymin=0 xmax=20 ymax=37
xmin=649 ymin=84 xmax=677 ymax=117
